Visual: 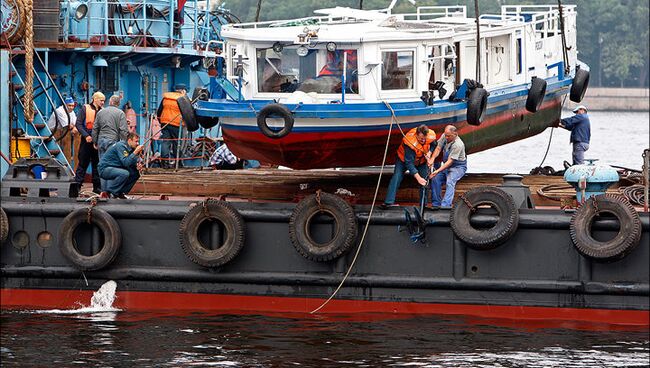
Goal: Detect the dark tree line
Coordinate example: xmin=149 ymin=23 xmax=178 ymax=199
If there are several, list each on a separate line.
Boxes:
xmin=224 ymin=0 xmax=649 ymax=88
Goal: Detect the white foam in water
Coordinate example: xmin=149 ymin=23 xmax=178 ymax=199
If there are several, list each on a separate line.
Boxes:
xmin=30 ymin=280 xmax=121 ymax=314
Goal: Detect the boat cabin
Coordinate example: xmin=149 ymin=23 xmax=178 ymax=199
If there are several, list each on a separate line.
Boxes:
xmin=219 ymin=5 xmax=578 ymax=104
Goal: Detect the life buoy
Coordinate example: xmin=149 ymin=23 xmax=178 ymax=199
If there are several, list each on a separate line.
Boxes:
xmin=570 ymin=194 xmax=641 ymax=262
xmin=525 ymin=77 xmax=547 ymax=113
xmin=177 ymin=95 xmax=199 ymax=132
xmin=289 ymin=192 xmax=358 ymax=262
xmin=257 ymin=103 xmax=294 ymax=139
xmin=179 ymin=200 xmax=245 ymax=268
xmin=466 ymin=88 xmax=488 ymax=126
xmin=450 ymin=186 xmax=519 ymax=250
xmin=1 ymin=207 xmax=8 ymax=243
xmin=570 ymin=68 xmax=590 ymax=103
xmin=58 ymin=208 xmax=122 ymax=271
xmin=197 ymin=115 xmax=220 ymax=129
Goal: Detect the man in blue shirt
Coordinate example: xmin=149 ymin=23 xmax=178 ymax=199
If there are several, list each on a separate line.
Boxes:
xmin=98 ymin=132 xmax=143 ymax=199
xmin=559 ymin=105 xmax=591 ymax=165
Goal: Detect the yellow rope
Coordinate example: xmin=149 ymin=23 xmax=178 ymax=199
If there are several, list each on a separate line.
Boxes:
xmin=23 ymin=0 xmax=34 ymax=122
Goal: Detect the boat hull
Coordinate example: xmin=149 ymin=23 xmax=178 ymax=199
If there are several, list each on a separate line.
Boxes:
xmin=201 ymin=80 xmax=570 ymax=169
xmin=1 ymin=197 xmax=648 ymax=326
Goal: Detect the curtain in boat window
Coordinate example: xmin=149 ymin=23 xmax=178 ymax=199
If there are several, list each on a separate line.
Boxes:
xmin=382 ymin=51 xmax=414 ymax=90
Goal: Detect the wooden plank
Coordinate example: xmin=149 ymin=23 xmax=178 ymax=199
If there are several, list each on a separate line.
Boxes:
xmin=132 ymin=168 xmax=589 ymax=207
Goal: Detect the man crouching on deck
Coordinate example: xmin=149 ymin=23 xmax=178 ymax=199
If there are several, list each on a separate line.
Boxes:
xmin=98 ymin=132 xmax=144 ymax=199
xmin=382 ymin=124 xmax=437 ymax=208
xmin=428 ymin=125 xmax=467 ymax=208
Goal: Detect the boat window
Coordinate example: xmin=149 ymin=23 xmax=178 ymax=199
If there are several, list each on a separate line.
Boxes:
xmin=516 ymin=38 xmax=522 ymax=74
xmin=257 ymin=48 xmax=358 ymax=94
xmin=381 ymin=51 xmax=414 ymax=90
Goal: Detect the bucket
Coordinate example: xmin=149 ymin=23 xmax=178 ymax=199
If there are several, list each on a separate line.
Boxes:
xmin=10 ymin=138 xmax=31 ymax=162
xmin=31 ymin=164 xmax=47 ymax=180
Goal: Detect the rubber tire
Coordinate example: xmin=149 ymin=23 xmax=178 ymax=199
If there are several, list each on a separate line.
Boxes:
xmin=59 ymin=208 xmax=122 ymax=271
xmin=289 ymin=192 xmax=358 ymax=262
xmin=450 ymin=186 xmax=519 ymax=250
xmin=1 ymin=207 xmax=8 ymax=243
xmin=197 ymin=115 xmax=220 ymax=129
xmin=179 ymin=200 xmax=245 ymax=268
xmin=177 ymin=95 xmax=199 ymax=132
xmin=569 ymin=194 xmax=641 ymax=263
xmin=466 ymin=88 xmax=488 ymax=126
xmin=525 ymin=77 xmax=547 ymax=113
xmin=570 ymin=68 xmax=590 ymax=103
xmin=257 ymin=103 xmax=294 ymax=139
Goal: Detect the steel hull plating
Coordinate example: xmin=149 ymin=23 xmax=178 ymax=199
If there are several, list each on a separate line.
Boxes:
xmin=205 ymin=82 xmax=568 ymax=169
xmin=1 ymin=198 xmax=648 ymax=325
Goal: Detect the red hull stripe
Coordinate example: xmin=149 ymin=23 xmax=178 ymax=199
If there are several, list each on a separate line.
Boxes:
xmin=2 ymin=288 xmax=648 ymax=326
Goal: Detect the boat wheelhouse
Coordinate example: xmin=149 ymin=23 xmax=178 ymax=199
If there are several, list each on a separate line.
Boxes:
xmin=195 ymin=4 xmax=589 ymax=169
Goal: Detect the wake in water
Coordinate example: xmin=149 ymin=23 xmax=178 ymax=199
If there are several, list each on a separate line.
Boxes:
xmin=29 ymin=280 xmax=121 ymax=315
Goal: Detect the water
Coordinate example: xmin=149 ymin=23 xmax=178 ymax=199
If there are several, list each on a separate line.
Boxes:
xmin=2 ymin=111 xmax=649 ymax=367
xmin=469 ymin=111 xmax=650 ymax=173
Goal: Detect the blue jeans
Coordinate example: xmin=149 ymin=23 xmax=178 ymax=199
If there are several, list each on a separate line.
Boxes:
xmin=572 ymin=142 xmax=589 ymax=165
xmin=384 ymin=158 xmax=429 ymax=205
xmin=431 ymin=163 xmax=467 ymax=207
xmin=99 ymin=166 xmax=140 ymax=196
xmin=97 ymin=137 xmax=117 ymax=191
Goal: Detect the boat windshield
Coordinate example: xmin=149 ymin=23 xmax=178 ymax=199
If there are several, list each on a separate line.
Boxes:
xmin=256 ymin=48 xmax=358 ymax=94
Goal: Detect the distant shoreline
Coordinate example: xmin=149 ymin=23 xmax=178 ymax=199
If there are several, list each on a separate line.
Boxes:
xmin=565 ymin=87 xmax=649 ymax=111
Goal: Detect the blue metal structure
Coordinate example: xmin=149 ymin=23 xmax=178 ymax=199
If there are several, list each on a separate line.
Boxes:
xmin=564 ymin=159 xmax=620 ymax=203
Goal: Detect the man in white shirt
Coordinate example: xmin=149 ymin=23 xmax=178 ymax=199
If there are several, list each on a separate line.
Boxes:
xmin=47 ymin=97 xmax=78 ymax=163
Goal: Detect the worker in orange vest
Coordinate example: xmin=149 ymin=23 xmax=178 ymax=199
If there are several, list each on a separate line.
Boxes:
xmin=74 ymin=91 xmax=105 ymax=194
xmin=156 ymin=84 xmax=187 ymax=167
xmin=382 ymin=124 xmax=437 ymax=208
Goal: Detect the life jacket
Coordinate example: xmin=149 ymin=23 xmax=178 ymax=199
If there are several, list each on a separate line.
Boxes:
xmin=159 ymin=92 xmax=183 ymax=127
xmin=84 ymin=104 xmax=97 ymax=130
xmin=396 ymin=127 xmax=437 ymax=165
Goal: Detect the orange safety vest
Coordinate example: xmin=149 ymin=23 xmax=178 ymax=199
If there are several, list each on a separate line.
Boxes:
xmin=84 ymin=104 xmax=97 ymax=130
xmin=397 ymin=128 xmax=437 ymax=165
xmin=159 ymin=92 xmax=183 ymax=127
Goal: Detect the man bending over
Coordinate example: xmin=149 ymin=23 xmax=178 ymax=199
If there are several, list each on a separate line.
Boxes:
xmin=98 ymin=132 xmax=144 ymax=199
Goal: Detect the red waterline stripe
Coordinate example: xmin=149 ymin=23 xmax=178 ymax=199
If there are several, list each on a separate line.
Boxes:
xmin=2 ymin=288 xmax=648 ymax=326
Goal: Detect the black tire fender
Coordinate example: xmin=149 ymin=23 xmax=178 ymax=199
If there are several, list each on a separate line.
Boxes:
xmin=466 ymin=88 xmax=488 ymax=126
xmin=570 ymin=194 xmax=642 ymax=262
xmin=450 ymin=186 xmax=519 ymax=250
xmin=525 ymin=77 xmax=547 ymax=113
xmin=570 ymin=68 xmax=590 ymax=103
xmin=179 ymin=200 xmax=245 ymax=268
xmin=289 ymin=192 xmax=358 ymax=262
xmin=58 ymin=208 xmax=122 ymax=271
xmin=1 ymin=207 xmax=8 ymax=243
xmin=257 ymin=103 xmax=294 ymax=139
xmin=177 ymin=95 xmax=199 ymax=132
xmin=197 ymin=115 xmax=220 ymax=129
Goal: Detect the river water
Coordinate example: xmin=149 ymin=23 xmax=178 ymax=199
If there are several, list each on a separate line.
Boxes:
xmin=1 ymin=111 xmax=649 ymax=367
xmin=470 ymin=111 xmax=649 ymax=173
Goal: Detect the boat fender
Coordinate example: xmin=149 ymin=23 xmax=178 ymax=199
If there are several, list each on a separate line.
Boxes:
xmin=569 ymin=68 xmax=590 ymax=103
xmin=177 ymin=95 xmax=200 ymax=132
xmin=525 ymin=77 xmax=547 ymax=113
xmin=569 ymin=194 xmax=641 ymax=262
xmin=257 ymin=103 xmax=294 ymax=139
xmin=1 ymin=207 xmax=8 ymax=244
xmin=450 ymin=186 xmax=519 ymax=250
xmin=59 ymin=208 xmax=122 ymax=271
xmin=466 ymin=88 xmax=488 ymax=126
xmin=179 ymin=200 xmax=245 ymax=268
xmin=197 ymin=115 xmax=220 ymax=129
xmin=289 ymin=192 xmax=358 ymax=262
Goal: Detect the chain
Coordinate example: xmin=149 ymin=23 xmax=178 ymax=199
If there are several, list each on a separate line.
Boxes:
xmin=315 ymin=189 xmax=322 ymax=212
xmin=202 ymin=198 xmax=213 ymax=218
xmin=459 ymin=194 xmax=476 ymax=213
xmin=23 ymin=0 xmax=34 ymax=122
xmin=86 ymin=197 xmax=97 ymax=224
xmin=591 ymin=196 xmax=599 ymax=213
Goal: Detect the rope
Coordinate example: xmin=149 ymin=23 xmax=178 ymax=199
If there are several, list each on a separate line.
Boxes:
xmin=531 ymin=94 xmax=567 ymax=173
xmin=309 ymin=101 xmax=396 ymax=314
xmin=23 ymin=0 xmax=34 ymax=122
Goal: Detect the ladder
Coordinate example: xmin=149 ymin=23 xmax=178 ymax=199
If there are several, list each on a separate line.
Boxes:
xmin=9 ymin=50 xmax=74 ymax=174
